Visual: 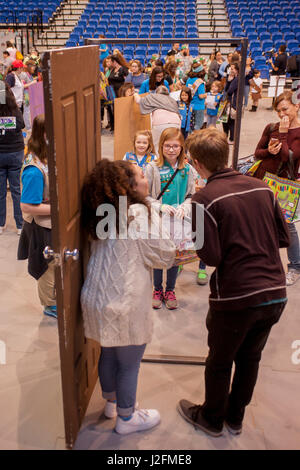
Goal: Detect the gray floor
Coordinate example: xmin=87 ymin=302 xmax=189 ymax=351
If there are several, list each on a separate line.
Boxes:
xmin=0 ymin=96 xmax=300 ymax=450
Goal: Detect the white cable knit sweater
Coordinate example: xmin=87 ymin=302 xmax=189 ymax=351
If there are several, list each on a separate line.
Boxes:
xmin=81 ymin=204 xmax=176 ymax=347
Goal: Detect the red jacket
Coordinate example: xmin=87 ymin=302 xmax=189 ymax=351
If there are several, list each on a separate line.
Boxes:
xmin=192 ymin=169 xmax=289 ymax=311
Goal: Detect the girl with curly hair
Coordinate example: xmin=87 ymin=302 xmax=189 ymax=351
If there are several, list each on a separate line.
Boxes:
xmin=81 ymin=159 xmax=175 ymax=435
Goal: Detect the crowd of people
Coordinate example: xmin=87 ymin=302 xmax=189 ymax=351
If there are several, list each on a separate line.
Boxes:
xmin=100 ymin=44 xmax=268 ymax=141
xmin=0 ymin=38 xmax=300 ymax=441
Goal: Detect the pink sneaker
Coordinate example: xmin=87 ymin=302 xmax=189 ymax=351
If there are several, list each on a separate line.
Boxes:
xmin=164 ymin=290 xmax=178 ymax=310
xmin=152 ymin=289 xmax=164 ymax=309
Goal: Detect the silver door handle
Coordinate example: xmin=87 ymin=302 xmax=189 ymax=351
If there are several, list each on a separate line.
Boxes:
xmin=64 ymin=248 xmax=79 ymax=261
xmin=43 ymin=246 xmax=55 ymax=259
xmin=43 ymin=246 xmax=61 ymax=265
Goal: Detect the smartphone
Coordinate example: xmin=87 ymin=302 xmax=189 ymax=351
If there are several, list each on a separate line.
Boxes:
xmin=270 ymin=137 xmax=279 ymax=145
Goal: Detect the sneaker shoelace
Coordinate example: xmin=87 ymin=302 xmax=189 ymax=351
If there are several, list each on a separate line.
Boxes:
xmin=153 ymin=289 xmax=163 ymax=299
xmin=165 ymin=291 xmax=176 ymax=301
xmin=136 ymin=409 xmax=150 ymax=421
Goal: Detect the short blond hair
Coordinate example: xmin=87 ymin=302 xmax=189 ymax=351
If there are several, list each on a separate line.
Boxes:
xmin=186 ymin=128 xmax=228 ymax=172
xmin=156 ymin=127 xmax=186 ymax=169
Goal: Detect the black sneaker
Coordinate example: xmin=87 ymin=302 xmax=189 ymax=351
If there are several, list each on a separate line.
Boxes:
xmin=225 ymin=420 xmax=242 ymax=435
xmin=177 ymin=399 xmax=223 ymax=437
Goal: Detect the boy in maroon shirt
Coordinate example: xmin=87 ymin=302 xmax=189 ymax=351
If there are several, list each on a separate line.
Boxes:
xmin=177 ymin=127 xmax=289 ymax=437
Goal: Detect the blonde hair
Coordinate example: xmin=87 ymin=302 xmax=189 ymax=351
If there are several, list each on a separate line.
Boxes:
xmin=186 ymin=128 xmax=228 ymax=172
xmin=156 ymin=127 xmax=185 ymax=169
xmin=133 ymin=130 xmax=155 ymax=156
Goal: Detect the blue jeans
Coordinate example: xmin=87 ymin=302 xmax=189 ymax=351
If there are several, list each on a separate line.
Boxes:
xmin=99 ymin=344 xmax=147 ymax=417
xmin=199 ymin=260 xmax=206 ymax=270
xmin=244 ymin=84 xmax=250 ymax=107
xmin=0 ymin=150 xmax=24 ymax=229
xmin=194 ymin=109 xmax=205 ymax=130
xmin=287 ymin=223 xmax=300 ymax=272
xmin=153 ymin=265 xmax=178 ymax=291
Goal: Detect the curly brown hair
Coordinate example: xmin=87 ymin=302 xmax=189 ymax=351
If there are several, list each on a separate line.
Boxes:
xmin=81 ymin=159 xmax=150 ymax=240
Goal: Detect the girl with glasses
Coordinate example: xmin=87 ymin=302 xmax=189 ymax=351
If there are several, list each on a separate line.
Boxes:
xmin=145 ymin=127 xmax=195 ymax=310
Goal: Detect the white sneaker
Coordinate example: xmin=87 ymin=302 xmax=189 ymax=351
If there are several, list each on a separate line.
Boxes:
xmin=115 ymin=409 xmax=161 ymax=435
xmin=286 ymin=270 xmax=300 ymax=286
xmin=104 ymin=400 xmax=117 ymax=419
xmin=17 ymin=228 xmax=22 ymax=236
xmin=0 ymin=226 xmax=4 ymax=235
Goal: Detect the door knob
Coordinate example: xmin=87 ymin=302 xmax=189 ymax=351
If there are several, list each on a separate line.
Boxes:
xmin=43 ymin=246 xmax=61 ymax=265
xmin=43 ymin=246 xmax=55 ymax=259
xmin=64 ymin=248 xmax=79 ymax=261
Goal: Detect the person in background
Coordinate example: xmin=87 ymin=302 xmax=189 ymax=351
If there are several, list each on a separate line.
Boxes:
xmin=249 ymin=69 xmax=263 ymax=113
xmin=223 ymin=62 xmax=239 ymax=144
xmin=108 ymin=55 xmax=129 ymax=97
xmin=139 ymin=66 xmax=170 ymax=95
xmin=145 ymin=127 xmax=195 ymax=310
xmin=244 ymin=56 xmax=254 ymax=109
xmin=254 ymin=90 xmax=300 ymax=286
xmin=178 ymin=45 xmax=194 ymax=75
xmin=178 ymin=127 xmax=289 ymax=438
xmin=135 ymin=85 xmax=181 ymax=154
xmin=0 ymin=83 xmax=24 ymax=236
xmin=5 ymin=60 xmax=24 ymax=112
xmin=123 ymin=130 xmax=156 ymax=172
xmin=164 ymin=61 xmax=181 ymax=91
xmin=112 ymin=50 xmax=130 ymax=70
xmin=218 ymin=52 xmax=234 ymax=87
xmin=118 ymin=82 xmax=135 ymax=97
xmin=125 ymin=60 xmax=147 ymax=92
xmin=206 ymin=52 xmax=215 ymax=71
xmin=269 ymin=44 xmax=288 ymax=76
xmin=21 ymin=59 xmax=39 ymax=131
xmin=205 ymin=80 xmax=223 ymax=128
xmin=99 ymin=35 xmax=109 ymax=64
xmin=81 ymin=159 xmax=175 ymax=435
xmin=167 ymin=43 xmax=180 ymax=57
xmin=0 ymin=51 xmax=13 ymax=76
xmin=186 ymin=63 xmax=207 ymax=130
xmin=178 ymin=86 xmax=194 ymax=139
xmin=6 ymin=41 xmax=17 ymax=60
xmin=208 ymin=51 xmax=224 ymax=84
xmin=18 ymin=115 xmax=57 ymax=319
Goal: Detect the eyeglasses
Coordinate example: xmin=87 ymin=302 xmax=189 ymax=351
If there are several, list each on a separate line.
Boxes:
xmin=163 ymin=144 xmax=181 ymax=150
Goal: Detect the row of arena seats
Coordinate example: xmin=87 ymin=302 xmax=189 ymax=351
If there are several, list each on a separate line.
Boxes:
xmin=0 ymin=0 xmax=60 ymax=24
xmin=66 ymin=0 xmax=199 ymax=61
xmin=226 ymin=0 xmax=300 ymax=78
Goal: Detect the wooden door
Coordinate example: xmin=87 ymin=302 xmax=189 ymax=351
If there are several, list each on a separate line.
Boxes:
xmin=41 ymin=46 xmax=101 ymax=449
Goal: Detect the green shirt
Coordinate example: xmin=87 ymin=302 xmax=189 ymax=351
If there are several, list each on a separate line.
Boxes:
xmin=159 ymin=161 xmax=190 ymax=207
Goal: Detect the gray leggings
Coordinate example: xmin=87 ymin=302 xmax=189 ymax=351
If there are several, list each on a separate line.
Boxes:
xmin=98 ymin=344 xmax=147 ymax=416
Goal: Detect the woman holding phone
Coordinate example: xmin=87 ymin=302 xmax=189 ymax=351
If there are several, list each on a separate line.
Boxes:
xmin=254 ymin=90 xmax=300 ymax=286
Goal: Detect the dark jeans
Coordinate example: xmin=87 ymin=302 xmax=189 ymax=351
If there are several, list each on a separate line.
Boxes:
xmin=153 ymin=265 xmax=178 ymax=291
xmin=201 ymin=301 xmax=286 ymax=429
xmin=222 ymin=116 xmax=235 ymax=141
xmin=0 ymin=150 xmax=24 ymax=229
xmin=287 ymin=222 xmax=300 ymax=272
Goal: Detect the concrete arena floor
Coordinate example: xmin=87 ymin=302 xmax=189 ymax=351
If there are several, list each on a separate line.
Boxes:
xmin=0 ymin=95 xmax=299 ymax=450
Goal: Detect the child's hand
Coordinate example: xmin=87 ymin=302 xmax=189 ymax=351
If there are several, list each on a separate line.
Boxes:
xmin=175 ymin=207 xmax=185 ymax=219
xmin=161 ymin=204 xmax=177 ymax=216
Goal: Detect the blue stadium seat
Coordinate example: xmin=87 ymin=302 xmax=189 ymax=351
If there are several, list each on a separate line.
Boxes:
xmin=251 ymin=48 xmax=263 ymax=59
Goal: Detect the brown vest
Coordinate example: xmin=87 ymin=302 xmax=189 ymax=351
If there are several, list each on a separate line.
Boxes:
xmin=21 ymin=153 xmax=52 ymax=229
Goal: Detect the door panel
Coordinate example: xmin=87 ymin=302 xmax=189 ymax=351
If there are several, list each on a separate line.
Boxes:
xmin=42 ymin=46 xmax=101 ymax=449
